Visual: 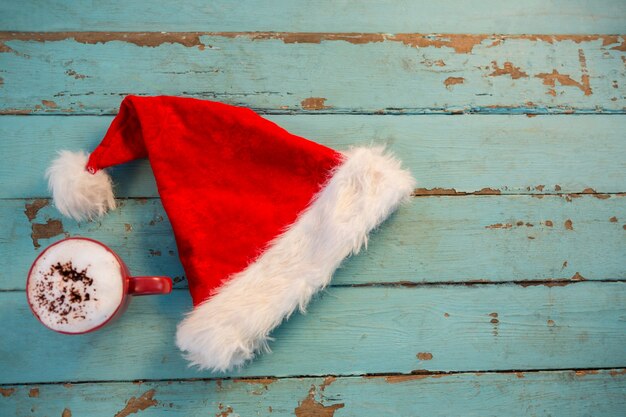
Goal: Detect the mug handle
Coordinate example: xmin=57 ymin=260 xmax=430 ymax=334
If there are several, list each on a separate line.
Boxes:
xmin=128 ymin=276 xmax=173 ymax=296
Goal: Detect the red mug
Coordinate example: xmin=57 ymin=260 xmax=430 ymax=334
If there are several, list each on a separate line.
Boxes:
xmin=27 ymin=237 xmax=172 ymax=334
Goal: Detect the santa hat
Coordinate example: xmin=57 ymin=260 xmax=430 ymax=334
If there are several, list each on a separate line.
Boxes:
xmin=46 ymin=95 xmax=415 ymax=372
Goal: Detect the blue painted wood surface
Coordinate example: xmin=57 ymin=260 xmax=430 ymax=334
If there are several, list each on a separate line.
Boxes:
xmin=1 ymin=33 xmax=624 ymax=114
xmin=1 ymin=370 xmax=625 ymax=417
xmin=1 ymin=1 xmax=625 ymax=415
xmin=1 ymin=1 xmax=625 ymax=33
xmin=2 ymin=195 xmax=624 ymax=290
xmin=1 ymin=283 xmax=625 ymax=383
xmin=2 ymin=115 xmax=625 ymax=197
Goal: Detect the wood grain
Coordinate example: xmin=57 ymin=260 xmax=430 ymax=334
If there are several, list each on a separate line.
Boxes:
xmin=1 ymin=282 xmax=624 ymax=383
xmin=2 ymin=115 xmax=625 ymax=198
xmin=1 ymin=0 xmax=625 ymax=33
xmin=2 ymin=194 xmax=625 ymax=290
xmin=1 ymin=370 xmax=625 ymax=416
xmin=1 ymin=33 xmax=624 ymax=114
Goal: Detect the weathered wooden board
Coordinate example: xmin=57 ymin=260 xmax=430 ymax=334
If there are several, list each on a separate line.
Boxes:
xmin=2 ymin=194 xmax=625 ymax=290
xmin=1 ymin=33 xmax=624 ymax=114
xmin=1 ymin=282 xmax=624 ymax=383
xmin=2 ymin=115 xmax=625 ymax=198
xmin=1 ymin=0 xmax=625 ymax=34
xmin=1 ymin=370 xmax=625 ymax=417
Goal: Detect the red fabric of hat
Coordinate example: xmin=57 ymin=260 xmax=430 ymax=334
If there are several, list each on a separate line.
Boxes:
xmin=46 ymin=95 xmax=416 ymax=372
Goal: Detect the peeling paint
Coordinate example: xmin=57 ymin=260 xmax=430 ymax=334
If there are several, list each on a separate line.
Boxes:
xmin=385 ymin=374 xmax=430 ymax=383
xmin=395 ymin=34 xmax=490 ymax=53
xmin=294 ymin=385 xmax=344 ymax=417
xmin=125 ymin=223 xmax=133 ymax=232
xmin=489 ymin=61 xmax=528 ymax=79
xmin=485 ymin=221 xmax=536 ymax=229
xmin=114 ymin=389 xmax=158 ymax=417
xmin=28 ymin=387 xmax=39 ymax=397
xmin=319 ymin=376 xmax=336 ymax=391
xmin=0 ymin=33 xmax=623 ymax=57
xmin=413 ymin=187 xmax=501 ymax=196
xmin=62 ymin=408 xmax=72 ymax=417
xmin=24 ymin=199 xmax=48 ymax=221
xmin=609 ymin=369 xmax=626 ymax=377
xmin=0 ymin=41 xmax=16 ymax=53
xmin=31 ymin=219 xmax=66 ymax=249
xmin=544 ymin=220 xmax=553 ymax=227
xmin=301 ymin=97 xmax=331 ymax=110
xmin=417 ymin=352 xmax=433 ymax=360
xmin=488 ymin=312 xmax=500 ymax=336
xmin=444 ymin=77 xmax=465 ymax=87
xmin=41 ymin=100 xmax=58 ymax=108
xmin=575 ymin=370 xmax=599 ymax=377
xmin=571 ymin=272 xmax=586 ymax=281
xmin=580 ymin=188 xmax=610 ymax=199
xmin=485 ymin=223 xmax=513 ymax=229
xmin=0 ymin=387 xmax=15 ymax=397
xmin=547 ymin=319 xmax=555 ymax=327
xmin=0 ymin=32 xmax=206 ymax=48
xmin=535 ymin=54 xmax=592 ymax=97
xmin=216 ymin=405 xmax=233 ymax=417
xmin=564 ymin=219 xmax=574 ymax=230
xmin=233 ymin=377 xmax=277 ymax=395
xmin=65 ymin=69 xmax=88 ymax=79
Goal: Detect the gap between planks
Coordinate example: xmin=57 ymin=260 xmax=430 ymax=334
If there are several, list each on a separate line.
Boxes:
xmin=2 ymin=191 xmax=626 ymax=201
xmin=1 ymin=367 xmax=624 ymax=388
xmin=2 ymin=280 xmax=624 ymax=294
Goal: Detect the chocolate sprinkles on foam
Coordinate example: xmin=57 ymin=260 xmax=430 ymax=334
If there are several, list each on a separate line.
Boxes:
xmin=33 ymin=261 xmax=98 ymax=324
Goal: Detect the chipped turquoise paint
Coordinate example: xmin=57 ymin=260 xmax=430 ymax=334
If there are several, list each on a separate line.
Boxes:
xmin=1 ymin=115 xmax=625 ymax=198
xmin=0 ymin=283 xmax=625 ymax=383
xmin=1 ymin=370 xmax=626 ymax=416
xmin=1 ymin=195 xmax=625 ymax=291
xmin=0 ymin=35 xmax=624 ymax=114
xmin=0 ymin=1 xmax=625 ymax=413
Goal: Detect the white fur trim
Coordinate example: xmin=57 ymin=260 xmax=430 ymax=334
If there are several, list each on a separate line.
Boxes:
xmin=176 ymin=146 xmax=416 ymax=372
xmin=46 ymin=150 xmax=116 ymax=222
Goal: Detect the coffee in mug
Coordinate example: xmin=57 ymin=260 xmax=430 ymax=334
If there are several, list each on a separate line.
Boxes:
xmin=27 ymin=237 xmax=172 ymax=334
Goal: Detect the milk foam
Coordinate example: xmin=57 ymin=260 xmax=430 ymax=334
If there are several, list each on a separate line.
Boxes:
xmin=28 ymin=239 xmax=124 ymax=333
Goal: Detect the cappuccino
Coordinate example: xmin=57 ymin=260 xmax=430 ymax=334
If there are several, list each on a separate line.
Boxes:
xmin=27 ymin=239 xmax=124 ymax=333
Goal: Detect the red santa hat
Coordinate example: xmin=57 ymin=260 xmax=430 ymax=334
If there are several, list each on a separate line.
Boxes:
xmin=46 ymin=95 xmax=415 ymax=372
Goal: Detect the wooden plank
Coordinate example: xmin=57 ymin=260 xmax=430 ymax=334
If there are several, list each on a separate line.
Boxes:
xmin=1 ymin=33 xmax=624 ymax=114
xmin=2 ymin=195 xmax=624 ymax=290
xmin=1 ymin=1 xmax=625 ymax=33
xmin=1 ymin=370 xmax=625 ymax=416
xmin=1 ymin=283 xmax=625 ymax=383
xmin=2 ymin=114 xmax=625 ymax=199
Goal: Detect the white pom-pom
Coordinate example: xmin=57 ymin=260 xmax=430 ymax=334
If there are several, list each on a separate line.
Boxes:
xmin=46 ymin=150 xmax=116 ymax=222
